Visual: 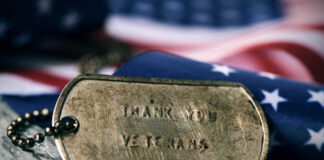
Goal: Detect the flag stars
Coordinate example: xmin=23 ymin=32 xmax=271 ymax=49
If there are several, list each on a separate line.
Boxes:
xmin=261 ymin=89 xmax=287 ymax=111
xmin=211 ymin=64 xmax=235 ymax=76
xmin=305 ymin=127 xmax=324 ymax=152
xmin=259 ymin=72 xmax=277 ymax=80
xmin=307 ymin=90 xmax=324 ymax=108
xmin=61 ymin=11 xmax=80 ymax=30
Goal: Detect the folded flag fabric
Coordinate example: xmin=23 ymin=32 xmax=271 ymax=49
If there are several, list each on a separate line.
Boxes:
xmin=1 ymin=51 xmax=324 ymax=159
xmin=114 ymin=52 xmax=324 ymax=159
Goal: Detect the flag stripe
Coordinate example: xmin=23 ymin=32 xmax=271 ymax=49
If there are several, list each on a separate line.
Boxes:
xmin=9 ymin=70 xmax=70 ymax=90
xmin=246 ymin=42 xmax=324 ymax=84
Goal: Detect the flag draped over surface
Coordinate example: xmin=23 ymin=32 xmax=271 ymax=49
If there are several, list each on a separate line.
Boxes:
xmin=1 ymin=0 xmax=324 ymax=159
xmin=1 ymin=51 xmax=324 ymax=159
xmin=114 ymin=52 xmax=324 ymax=159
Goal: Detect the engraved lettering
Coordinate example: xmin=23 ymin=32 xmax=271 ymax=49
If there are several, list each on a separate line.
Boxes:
xmin=199 ymin=138 xmax=209 ymax=153
xmin=122 ymin=105 xmax=216 ymax=123
xmin=167 ymin=138 xmax=175 ymax=149
xmin=130 ymin=135 xmax=139 ymax=148
xmin=153 ymin=107 xmax=162 ymax=118
xmin=177 ymin=138 xmax=184 ymax=149
xmin=188 ymin=139 xmax=196 ymax=150
xmin=186 ymin=108 xmax=194 ymax=120
xmin=131 ymin=106 xmax=139 ymax=116
xmin=146 ymin=135 xmax=152 ymax=148
xmin=209 ymin=111 xmax=217 ymax=122
xmin=165 ymin=108 xmax=172 ymax=118
xmin=143 ymin=106 xmax=151 ymax=117
xmin=121 ymin=134 xmax=130 ymax=146
xmin=155 ymin=136 xmax=162 ymax=147
xmin=119 ymin=134 xmax=209 ymax=151
xmin=196 ymin=110 xmax=204 ymax=122
xmin=123 ymin=104 xmax=128 ymax=117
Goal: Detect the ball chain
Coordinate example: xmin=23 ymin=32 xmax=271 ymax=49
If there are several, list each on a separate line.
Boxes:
xmin=6 ymin=108 xmax=79 ymax=149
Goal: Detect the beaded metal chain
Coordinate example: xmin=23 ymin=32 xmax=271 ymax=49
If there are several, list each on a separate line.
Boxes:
xmin=6 ymin=108 xmax=79 ymax=149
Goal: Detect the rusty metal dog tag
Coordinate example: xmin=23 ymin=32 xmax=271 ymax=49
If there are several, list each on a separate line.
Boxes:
xmin=53 ymin=75 xmax=269 ymax=160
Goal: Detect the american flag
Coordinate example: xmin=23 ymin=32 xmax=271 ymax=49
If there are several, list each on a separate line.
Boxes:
xmin=0 ymin=0 xmax=324 ymax=159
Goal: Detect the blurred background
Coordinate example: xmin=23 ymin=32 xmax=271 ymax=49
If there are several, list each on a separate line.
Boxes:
xmin=0 ymin=0 xmax=324 ymax=159
xmin=0 ymin=0 xmax=323 ymax=88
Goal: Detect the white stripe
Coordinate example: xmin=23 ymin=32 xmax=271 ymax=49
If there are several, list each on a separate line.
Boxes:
xmin=42 ymin=63 xmax=79 ymax=79
xmin=105 ymin=0 xmax=324 ymax=47
xmin=97 ymin=66 xmax=117 ymax=75
xmin=0 ymin=73 xmax=58 ymax=95
xmin=43 ymin=64 xmax=117 ymax=77
xmin=177 ymin=29 xmax=324 ymax=62
xmin=105 ymin=15 xmax=282 ymax=46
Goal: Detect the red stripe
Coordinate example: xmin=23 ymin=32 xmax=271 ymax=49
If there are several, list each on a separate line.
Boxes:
xmin=243 ymin=50 xmax=286 ymax=75
xmin=10 ymin=69 xmax=70 ymax=90
xmin=216 ymin=50 xmax=315 ymax=83
xmin=245 ymin=42 xmax=324 ymax=84
xmin=301 ymin=25 xmax=324 ymax=32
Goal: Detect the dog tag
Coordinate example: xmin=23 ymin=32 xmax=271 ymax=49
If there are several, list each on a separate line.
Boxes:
xmin=53 ymin=75 xmax=269 ymax=160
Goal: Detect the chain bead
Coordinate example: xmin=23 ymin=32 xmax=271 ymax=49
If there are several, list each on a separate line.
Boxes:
xmin=11 ymin=120 xmax=19 ymax=127
xmin=11 ymin=135 xmax=20 ymax=146
xmin=16 ymin=116 xmax=24 ymax=125
xmin=7 ymin=130 xmax=17 ymax=138
xmin=34 ymin=133 xmax=45 ymax=143
xmin=45 ymin=126 xmax=54 ymax=136
xmin=26 ymin=138 xmax=35 ymax=148
xmin=33 ymin=110 xmax=40 ymax=117
xmin=53 ymin=121 xmax=63 ymax=135
xmin=54 ymin=121 xmax=61 ymax=129
xmin=7 ymin=108 xmax=79 ymax=149
xmin=41 ymin=108 xmax=50 ymax=117
xmin=7 ymin=125 xmax=15 ymax=131
xmin=18 ymin=138 xmax=26 ymax=148
xmin=24 ymin=112 xmax=32 ymax=121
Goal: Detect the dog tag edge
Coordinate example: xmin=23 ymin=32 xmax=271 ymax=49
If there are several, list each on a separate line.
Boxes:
xmin=53 ymin=75 xmax=269 ymax=160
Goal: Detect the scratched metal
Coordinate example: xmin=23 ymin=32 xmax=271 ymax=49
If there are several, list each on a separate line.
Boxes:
xmin=53 ymin=75 xmax=269 ymax=160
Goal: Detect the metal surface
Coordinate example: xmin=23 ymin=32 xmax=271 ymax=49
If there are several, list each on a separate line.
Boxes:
xmin=53 ymin=75 xmax=269 ymax=160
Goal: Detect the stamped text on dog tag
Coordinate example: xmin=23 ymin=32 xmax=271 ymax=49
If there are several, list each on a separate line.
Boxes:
xmin=53 ymin=75 xmax=269 ymax=160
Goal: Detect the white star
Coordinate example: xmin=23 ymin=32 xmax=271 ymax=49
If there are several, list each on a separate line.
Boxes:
xmin=308 ymin=90 xmax=324 ymax=108
xmin=261 ymin=89 xmax=287 ymax=111
xmin=269 ymin=130 xmax=282 ymax=152
xmin=211 ymin=64 xmax=235 ymax=76
xmin=259 ymin=72 xmax=277 ymax=80
xmin=61 ymin=11 xmax=80 ymax=30
xmin=305 ymin=127 xmax=324 ymax=151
